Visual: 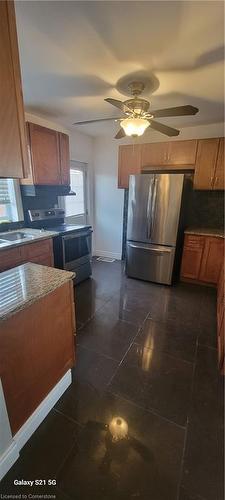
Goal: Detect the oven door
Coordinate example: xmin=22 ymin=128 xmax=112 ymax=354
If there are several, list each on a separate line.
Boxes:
xmin=62 ymin=230 xmax=92 ymax=271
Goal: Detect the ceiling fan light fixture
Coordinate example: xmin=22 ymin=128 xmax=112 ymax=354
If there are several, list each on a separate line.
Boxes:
xmin=121 ymin=117 xmax=150 ymax=137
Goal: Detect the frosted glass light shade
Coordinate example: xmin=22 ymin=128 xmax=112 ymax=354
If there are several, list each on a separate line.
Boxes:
xmin=121 ymin=117 xmax=150 ymax=137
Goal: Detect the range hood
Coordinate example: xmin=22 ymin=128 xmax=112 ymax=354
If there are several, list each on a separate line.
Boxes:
xmin=20 ymin=185 xmax=76 ymax=197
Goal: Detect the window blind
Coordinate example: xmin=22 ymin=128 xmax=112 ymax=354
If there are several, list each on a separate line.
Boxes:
xmin=0 ymin=180 xmax=10 ymax=204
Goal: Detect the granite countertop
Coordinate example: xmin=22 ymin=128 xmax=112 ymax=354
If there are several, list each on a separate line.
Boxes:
xmin=0 ymin=263 xmax=75 ymax=321
xmin=0 ymin=228 xmax=59 ymax=251
xmin=184 ymin=227 xmax=224 ymax=238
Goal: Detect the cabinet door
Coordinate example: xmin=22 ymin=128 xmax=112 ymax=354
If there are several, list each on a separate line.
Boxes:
xmin=59 ymin=133 xmax=70 ymax=185
xmin=199 ymin=237 xmax=224 ymax=284
xmin=22 ymin=238 xmax=53 ymax=263
xmin=180 ymin=235 xmax=205 ymax=280
xmin=194 ymin=138 xmax=219 ymax=190
xmin=0 ymin=1 xmax=28 ymax=178
xmin=28 ymin=123 xmax=61 ymax=185
xmin=167 ymin=140 xmax=197 ymax=166
xmin=0 ymin=246 xmax=24 ymax=272
xmin=141 ymin=142 xmax=168 ymax=168
xmin=213 ymin=138 xmax=224 ymax=190
xmin=118 ymin=144 xmax=141 ymax=188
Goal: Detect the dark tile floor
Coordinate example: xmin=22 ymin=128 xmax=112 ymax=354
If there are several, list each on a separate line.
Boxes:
xmin=1 ymin=259 xmax=224 ymax=500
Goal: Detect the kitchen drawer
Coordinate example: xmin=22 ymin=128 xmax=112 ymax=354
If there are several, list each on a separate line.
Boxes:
xmin=29 ymin=254 xmax=53 ymax=267
xmin=184 ymin=234 xmax=205 ymax=249
xmin=22 ymin=238 xmax=53 ymax=259
xmin=0 ymin=246 xmax=23 ymax=272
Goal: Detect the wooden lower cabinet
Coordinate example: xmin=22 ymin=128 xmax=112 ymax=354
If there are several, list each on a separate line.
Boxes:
xmin=180 ymin=234 xmax=224 ymax=286
xmin=0 ymin=238 xmax=54 ymax=272
xmin=180 ymin=235 xmax=205 ymax=280
xmin=0 ymin=280 xmax=75 ymax=434
xmin=199 ymin=237 xmax=224 ymax=284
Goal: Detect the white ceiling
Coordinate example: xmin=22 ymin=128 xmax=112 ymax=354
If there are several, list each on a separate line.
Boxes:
xmin=15 ymin=0 xmax=224 ymax=137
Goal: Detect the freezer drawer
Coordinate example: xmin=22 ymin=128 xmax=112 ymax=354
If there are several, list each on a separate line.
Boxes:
xmin=126 ymin=241 xmax=175 ymax=285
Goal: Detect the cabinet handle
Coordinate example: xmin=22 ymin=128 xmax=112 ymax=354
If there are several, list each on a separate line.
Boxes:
xmin=210 ymin=176 xmax=214 ymax=187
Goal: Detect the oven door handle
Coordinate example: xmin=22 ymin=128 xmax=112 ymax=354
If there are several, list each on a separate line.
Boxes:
xmin=62 ymin=230 xmax=92 ymax=241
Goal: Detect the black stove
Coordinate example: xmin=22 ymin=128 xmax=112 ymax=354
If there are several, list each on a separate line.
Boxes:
xmin=27 ymin=208 xmax=92 ymax=284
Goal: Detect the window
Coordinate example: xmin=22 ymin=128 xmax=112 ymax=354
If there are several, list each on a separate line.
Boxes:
xmin=65 ymin=169 xmax=85 ymax=217
xmin=59 ymin=161 xmax=88 ymax=223
xmin=0 ymin=179 xmax=24 ymax=223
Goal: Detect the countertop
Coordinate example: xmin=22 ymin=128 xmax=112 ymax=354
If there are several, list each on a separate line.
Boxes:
xmin=0 ymin=228 xmax=58 ymax=251
xmin=0 ymin=227 xmax=59 ymax=251
xmin=184 ymin=227 xmax=224 ymax=238
xmin=0 ymin=263 xmax=75 ymax=321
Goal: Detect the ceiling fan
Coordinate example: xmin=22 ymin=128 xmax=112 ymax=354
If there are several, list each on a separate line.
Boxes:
xmin=74 ymin=81 xmax=199 ymax=139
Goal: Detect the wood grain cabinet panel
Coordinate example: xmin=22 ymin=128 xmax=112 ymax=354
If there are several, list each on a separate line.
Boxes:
xmin=0 ymin=246 xmax=23 ymax=272
xmin=180 ymin=235 xmax=205 ymax=280
xmin=0 ymin=239 xmax=54 ymax=272
xmin=181 ymin=234 xmax=224 ymax=286
xmin=141 ymin=142 xmax=168 ymax=167
xmin=28 ymin=123 xmax=61 ymax=185
xmin=213 ymin=138 xmax=224 ymax=190
xmin=59 ymin=133 xmax=70 ymax=185
xmin=167 ymin=140 xmax=197 ymax=166
xmin=193 ymin=138 xmax=220 ymax=190
xmin=0 ymin=0 xmax=28 ymax=178
xmin=0 ymin=281 xmax=75 ymax=434
xmin=22 ymin=124 xmax=70 ymax=186
xmin=118 ymin=144 xmax=142 ymax=188
xmin=199 ymin=237 xmax=224 ymax=284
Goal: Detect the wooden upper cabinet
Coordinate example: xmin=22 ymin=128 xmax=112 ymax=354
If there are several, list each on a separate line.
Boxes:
xmin=141 ymin=142 xmax=168 ymax=167
xmin=199 ymin=237 xmax=224 ymax=285
xmin=118 ymin=144 xmax=141 ymax=188
xmin=213 ymin=138 xmax=224 ymax=190
xmin=22 ymin=123 xmax=70 ymax=185
xmin=59 ymin=133 xmax=70 ymax=185
xmin=28 ymin=123 xmax=61 ymax=185
xmin=118 ymin=137 xmax=224 ymax=190
xmin=0 ymin=0 xmax=28 ymax=178
xmin=167 ymin=140 xmax=197 ymax=166
xmin=141 ymin=140 xmax=197 ymax=169
xmin=193 ymin=138 xmax=220 ymax=190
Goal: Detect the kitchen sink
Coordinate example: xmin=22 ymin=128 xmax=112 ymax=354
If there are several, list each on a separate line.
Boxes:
xmin=0 ymin=232 xmax=34 ymax=242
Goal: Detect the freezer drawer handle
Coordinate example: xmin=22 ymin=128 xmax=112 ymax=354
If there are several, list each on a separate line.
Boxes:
xmin=129 ymin=243 xmax=171 ymax=254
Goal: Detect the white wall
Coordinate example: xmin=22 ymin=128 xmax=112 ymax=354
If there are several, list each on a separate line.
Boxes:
xmin=25 ymin=113 xmax=94 ymax=227
xmin=93 ymin=138 xmax=124 ymax=259
xmin=93 ymin=122 xmax=224 ymax=259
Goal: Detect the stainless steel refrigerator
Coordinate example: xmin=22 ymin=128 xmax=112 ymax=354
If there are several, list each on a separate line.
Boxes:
xmin=126 ymin=173 xmax=184 ymax=285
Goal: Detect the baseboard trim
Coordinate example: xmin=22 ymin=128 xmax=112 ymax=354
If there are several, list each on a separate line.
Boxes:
xmin=94 ymin=250 xmax=121 ymax=260
xmin=0 ymin=370 xmax=72 ymax=481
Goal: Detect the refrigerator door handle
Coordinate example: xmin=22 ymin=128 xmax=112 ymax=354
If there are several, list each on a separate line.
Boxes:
xmin=129 ymin=243 xmax=172 ymax=254
xmin=149 ymin=177 xmax=158 ymax=237
xmin=146 ymin=175 xmax=155 ymax=239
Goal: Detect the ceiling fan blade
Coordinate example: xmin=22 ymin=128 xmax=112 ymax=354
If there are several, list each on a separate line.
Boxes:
xmin=149 ymin=120 xmax=180 ymax=136
xmin=74 ymin=117 xmax=121 ymax=125
xmin=105 ymin=98 xmax=132 ymax=114
xmin=152 ymin=105 xmax=199 ymax=118
xmin=115 ymin=128 xmax=126 ymax=139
